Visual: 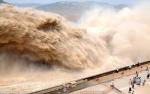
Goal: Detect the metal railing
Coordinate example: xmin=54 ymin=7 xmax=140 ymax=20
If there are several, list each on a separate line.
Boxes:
xmin=30 ymin=61 xmax=150 ymax=94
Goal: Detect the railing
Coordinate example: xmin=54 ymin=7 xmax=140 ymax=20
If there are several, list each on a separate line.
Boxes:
xmin=30 ymin=61 xmax=150 ymax=94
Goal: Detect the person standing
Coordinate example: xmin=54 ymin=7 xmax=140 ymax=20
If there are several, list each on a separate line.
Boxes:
xmin=129 ymin=87 xmax=132 ymax=93
xmin=147 ymin=68 xmax=150 ymax=79
xmin=142 ymin=79 xmax=146 ymax=86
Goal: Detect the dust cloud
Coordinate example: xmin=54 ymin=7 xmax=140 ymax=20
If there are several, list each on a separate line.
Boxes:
xmin=0 ymin=1 xmax=150 ymax=93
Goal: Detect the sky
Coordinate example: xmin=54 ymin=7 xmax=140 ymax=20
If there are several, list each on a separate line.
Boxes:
xmin=4 ymin=0 xmax=138 ymax=5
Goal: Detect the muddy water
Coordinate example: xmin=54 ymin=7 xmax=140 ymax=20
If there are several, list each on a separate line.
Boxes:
xmin=0 ymin=1 xmax=150 ymax=93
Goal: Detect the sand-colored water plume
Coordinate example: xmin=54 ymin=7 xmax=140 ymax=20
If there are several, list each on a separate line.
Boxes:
xmin=0 ymin=1 xmax=150 ymax=93
xmin=0 ymin=4 xmax=106 ymax=70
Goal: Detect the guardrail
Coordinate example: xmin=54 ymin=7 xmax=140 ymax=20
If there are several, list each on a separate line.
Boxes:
xmin=30 ymin=61 xmax=150 ymax=94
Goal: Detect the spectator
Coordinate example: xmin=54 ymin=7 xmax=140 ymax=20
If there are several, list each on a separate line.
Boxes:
xmin=142 ymin=79 xmax=146 ymax=86
xmin=129 ymin=87 xmax=132 ymax=93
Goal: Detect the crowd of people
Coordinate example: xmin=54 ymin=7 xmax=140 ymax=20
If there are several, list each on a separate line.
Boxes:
xmin=128 ymin=67 xmax=150 ymax=94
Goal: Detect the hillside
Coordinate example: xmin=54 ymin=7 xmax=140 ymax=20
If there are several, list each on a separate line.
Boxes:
xmin=0 ymin=0 xmax=5 ymax=3
xmin=37 ymin=1 xmax=126 ymax=22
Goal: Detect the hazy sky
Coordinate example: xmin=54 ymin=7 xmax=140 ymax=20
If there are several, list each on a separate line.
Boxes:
xmin=4 ymin=0 xmax=138 ymax=5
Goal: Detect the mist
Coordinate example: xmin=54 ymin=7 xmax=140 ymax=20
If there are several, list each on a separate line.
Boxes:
xmin=79 ymin=1 xmax=150 ymax=67
xmin=0 ymin=1 xmax=150 ymax=93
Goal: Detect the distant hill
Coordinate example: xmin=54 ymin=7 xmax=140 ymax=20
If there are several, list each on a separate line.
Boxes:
xmin=37 ymin=1 xmax=126 ymax=22
xmin=0 ymin=0 xmax=5 ymax=3
xmin=14 ymin=3 xmax=42 ymax=8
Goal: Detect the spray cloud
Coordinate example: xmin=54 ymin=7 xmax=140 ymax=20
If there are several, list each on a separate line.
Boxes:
xmin=0 ymin=1 xmax=150 ymax=93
